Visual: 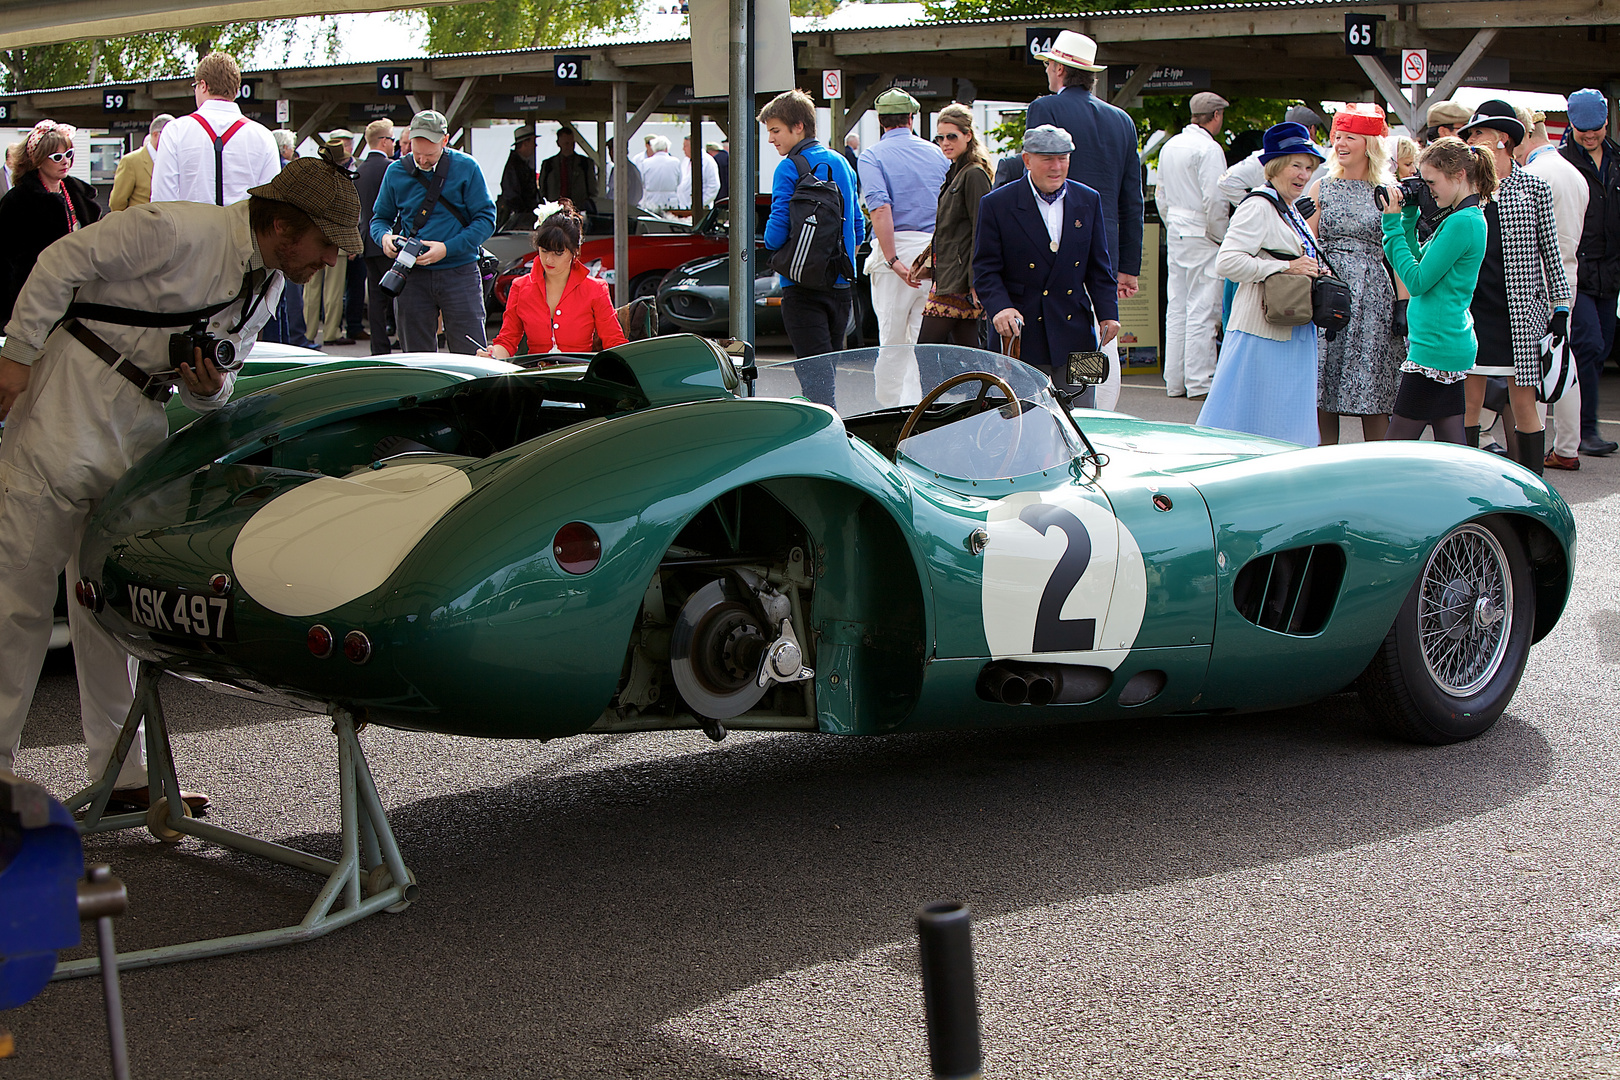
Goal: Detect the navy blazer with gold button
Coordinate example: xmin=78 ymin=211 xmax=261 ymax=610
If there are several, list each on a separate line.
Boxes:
xmin=972 ymin=175 xmax=1118 ymax=379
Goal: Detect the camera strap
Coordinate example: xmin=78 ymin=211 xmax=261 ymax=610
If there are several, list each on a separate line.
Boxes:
xmin=403 ymin=154 xmax=458 ymax=236
xmin=60 ymin=319 xmax=178 ymax=402
xmin=63 ymin=269 xmax=259 ymax=330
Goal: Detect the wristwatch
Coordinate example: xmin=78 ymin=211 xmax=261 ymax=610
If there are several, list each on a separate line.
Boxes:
xmin=886 ymin=254 xmax=900 ymax=268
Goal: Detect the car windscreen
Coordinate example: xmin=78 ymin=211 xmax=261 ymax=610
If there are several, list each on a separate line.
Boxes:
xmin=754 ymin=345 xmax=1082 ymax=481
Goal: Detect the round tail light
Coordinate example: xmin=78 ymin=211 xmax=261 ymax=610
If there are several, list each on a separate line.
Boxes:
xmin=74 ymin=579 xmax=103 ymax=612
xmin=553 ymin=522 xmax=602 ymax=575
xmin=209 ymin=573 xmax=233 ymax=595
xmin=307 ymin=625 xmax=334 ymax=658
xmin=343 ymin=630 xmax=372 ymax=665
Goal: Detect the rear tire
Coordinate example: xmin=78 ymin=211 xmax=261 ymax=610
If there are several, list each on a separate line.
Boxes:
xmin=630 ymin=271 xmax=664 ymax=299
xmin=1355 ymin=518 xmax=1534 ymax=744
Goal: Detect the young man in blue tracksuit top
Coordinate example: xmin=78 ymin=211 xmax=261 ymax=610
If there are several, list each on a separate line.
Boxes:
xmin=758 ymin=89 xmax=860 ymax=407
xmin=370 ymin=109 xmax=496 ymax=354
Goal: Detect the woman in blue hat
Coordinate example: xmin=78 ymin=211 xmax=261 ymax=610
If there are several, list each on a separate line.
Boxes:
xmin=1197 ymin=121 xmax=1325 ymax=444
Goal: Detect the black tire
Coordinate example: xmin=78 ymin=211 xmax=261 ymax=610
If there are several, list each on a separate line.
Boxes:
xmin=1356 ymin=518 xmax=1535 ymax=744
xmin=630 ymin=271 xmax=664 ymax=300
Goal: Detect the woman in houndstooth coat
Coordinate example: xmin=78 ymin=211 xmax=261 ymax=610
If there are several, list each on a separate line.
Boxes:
xmin=1457 ymin=100 xmax=1571 ymax=475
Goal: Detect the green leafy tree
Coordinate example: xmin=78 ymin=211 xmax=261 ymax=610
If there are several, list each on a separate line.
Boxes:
xmin=0 ymin=23 xmax=298 ymax=93
xmin=420 ymin=0 xmax=642 ymax=52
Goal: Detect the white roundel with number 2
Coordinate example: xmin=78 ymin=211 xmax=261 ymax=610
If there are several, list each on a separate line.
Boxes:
xmin=980 ymin=491 xmax=1147 ymax=670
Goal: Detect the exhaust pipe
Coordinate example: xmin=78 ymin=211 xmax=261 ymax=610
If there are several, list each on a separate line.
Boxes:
xmin=978 ymin=662 xmax=1112 ymax=706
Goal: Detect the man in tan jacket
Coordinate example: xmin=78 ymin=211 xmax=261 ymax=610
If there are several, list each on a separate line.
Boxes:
xmin=108 ymin=114 xmax=174 ymax=211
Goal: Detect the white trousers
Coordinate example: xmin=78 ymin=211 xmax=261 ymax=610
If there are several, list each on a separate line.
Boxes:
xmin=866 ymin=231 xmax=933 ymax=407
xmin=1541 ymin=377 xmax=1582 ymax=458
xmin=1163 ymin=233 xmax=1221 ymax=397
xmin=1094 ymin=332 xmax=1121 ymax=412
xmin=0 ymin=334 xmax=166 ymax=786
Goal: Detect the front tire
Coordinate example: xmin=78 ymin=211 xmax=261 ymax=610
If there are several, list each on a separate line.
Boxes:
xmin=1356 ymin=518 xmax=1535 ymax=744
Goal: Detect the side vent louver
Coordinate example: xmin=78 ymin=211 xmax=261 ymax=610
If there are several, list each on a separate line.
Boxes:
xmin=1232 ymin=545 xmax=1346 ymax=636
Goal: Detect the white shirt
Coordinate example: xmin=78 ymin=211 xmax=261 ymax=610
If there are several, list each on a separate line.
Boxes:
xmin=1155 ymin=123 xmax=1227 ymax=242
xmin=676 ymin=152 xmax=721 ymax=208
xmin=150 ymin=99 xmax=280 ymax=206
xmin=1027 ymin=174 xmax=1064 ymax=246
xmin=638 ymin=151 xmax=685 ymax=210
xmin=1524 ymin=143 xmax=1589 ymax=292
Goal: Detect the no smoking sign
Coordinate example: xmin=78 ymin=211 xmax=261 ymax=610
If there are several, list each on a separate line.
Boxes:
xmin=822 ymin=69 xmax=842 ymax=100
xmin=1401 ymin=48 xmax=1428 ymax=86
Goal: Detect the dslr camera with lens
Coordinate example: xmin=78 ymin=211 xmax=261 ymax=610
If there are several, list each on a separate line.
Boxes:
xmin=379 ymin=236 xmax=429 ymax=297
xmin=1374 ymin=175 xmax=1427 ymax=211
xmin=169 ymin=323 xmax=239 ymax=372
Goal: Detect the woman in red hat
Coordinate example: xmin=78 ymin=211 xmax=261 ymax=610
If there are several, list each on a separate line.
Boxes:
xmin=1304 ymin=103 xmax=1397 ymax=444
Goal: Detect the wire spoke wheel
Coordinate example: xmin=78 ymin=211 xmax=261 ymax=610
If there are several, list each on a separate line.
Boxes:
xmin=1416 ymin=523 xmax=1511 ymax=698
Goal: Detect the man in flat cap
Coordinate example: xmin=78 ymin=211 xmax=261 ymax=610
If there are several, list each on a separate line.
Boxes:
xmin=1156 ymin=91 xmax=1229 ymax=399
xmin=1424 ymin=100 xmax=1471 ymax=145
xmin=858 ymin=87 xmax=948 ymax=390
xmin=1025 ymin=30 xmax=1141 ymax=409
xmin=501 ymin=124 xmax=540 ymax=229
xmin=0 ymin=157 xmax=359 ymax=812
xmin=973 ymin=124 xmax=1119 ymax=404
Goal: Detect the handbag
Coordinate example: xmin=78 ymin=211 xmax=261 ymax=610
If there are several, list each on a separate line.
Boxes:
xmin=1536 ymin=329 xmax=1576 ymax=404
xmin=910 ymin=243 xmax=933 ymax=281
xmin=1247 ymin=192 xmax=1352 ymax=340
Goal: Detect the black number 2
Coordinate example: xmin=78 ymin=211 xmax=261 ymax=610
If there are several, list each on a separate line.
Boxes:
xmin=1019 ymin=504 xmax=1097 ymax=652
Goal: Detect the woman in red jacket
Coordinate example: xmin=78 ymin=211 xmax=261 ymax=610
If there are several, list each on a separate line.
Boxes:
xmin=484 ymin=201 xmax=627 ymax=360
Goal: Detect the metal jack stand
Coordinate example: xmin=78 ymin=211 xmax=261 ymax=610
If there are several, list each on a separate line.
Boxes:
xmin=79 ymin=865 xmax=132 ymax=1080
xmin=53 ymin=662 xmax=417 ymax=979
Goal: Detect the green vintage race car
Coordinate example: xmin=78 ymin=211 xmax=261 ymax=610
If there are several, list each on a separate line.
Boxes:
xmin=75 ymin=340 xmax=1574 ymax=746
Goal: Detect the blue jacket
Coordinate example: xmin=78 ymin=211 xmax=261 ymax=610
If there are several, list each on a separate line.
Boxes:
xmin=763 ymin=138 xmax=861 ymax=288
xmin=973 ymin=177 xmax=1118 ymax=374
xmin=1025 ymin=87 xmax=1145 ymax=277
xmin=369 ymin=147 xmax=496 ymax=269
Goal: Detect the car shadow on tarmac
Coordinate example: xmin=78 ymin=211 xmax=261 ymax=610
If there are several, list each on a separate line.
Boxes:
xmin=23 ymin=694 xmax=1551 ymax=1079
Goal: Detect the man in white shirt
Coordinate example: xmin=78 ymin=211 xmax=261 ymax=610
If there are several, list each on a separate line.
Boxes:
xmin=675 ymin=135 xmax=721 ymax=214
xmin=150 ymin=51 xmax=279 ymax=206
xmin=637 ymin=135 xmax=684 ymax=211
xmin=1515 ymin=105 xmax=1589 ymax=470
xmin=1156 ymin=92 xmax=1229 ymax=398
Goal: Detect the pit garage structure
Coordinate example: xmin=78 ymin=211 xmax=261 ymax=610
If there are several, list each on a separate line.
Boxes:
xmin=2 ymin=0 xmax=1617 ymax=970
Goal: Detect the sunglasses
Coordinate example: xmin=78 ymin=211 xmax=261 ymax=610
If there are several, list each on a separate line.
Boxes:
xmin=44 ymin=149 xmax=74 ymax=163
xmin=937 ymin=132 xmax=963 ymax=142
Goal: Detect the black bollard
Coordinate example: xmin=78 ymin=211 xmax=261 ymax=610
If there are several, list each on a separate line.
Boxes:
xmin=916 ymin=901 xmax=982 ymax=1080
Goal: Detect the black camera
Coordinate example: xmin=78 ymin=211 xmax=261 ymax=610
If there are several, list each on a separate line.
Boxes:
xmin=1374 ymin=175 xmax=1427 ymax=211
xmin=169 ymin=324 xmax=238 ymax=372
xmin=379 ymin=236 xmax=429 ymax=297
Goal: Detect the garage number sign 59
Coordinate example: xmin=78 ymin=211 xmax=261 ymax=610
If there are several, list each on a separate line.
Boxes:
xmin=103 ymin=90 xmax=133 ymax=114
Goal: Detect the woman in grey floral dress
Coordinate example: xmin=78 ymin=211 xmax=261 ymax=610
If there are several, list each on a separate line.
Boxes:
xmin=1306 ymin=104 xmax=1397 ymax=444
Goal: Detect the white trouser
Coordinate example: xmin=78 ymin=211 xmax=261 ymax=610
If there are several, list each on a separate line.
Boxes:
xmin=1162 ymin=232 xmax=1221 ymax=396
xmin=866 ymin=231 xmax=933 ymax=407
xmin=1540 ymin=377 xmax=1582 ymax=458
xmin=1094 ymin=331 xmax=1121 ymax=412
xmin=0 ymin=334 xmax=167 ymax=786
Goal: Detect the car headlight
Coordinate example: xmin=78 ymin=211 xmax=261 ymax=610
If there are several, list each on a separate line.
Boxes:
xmin=585 ymin=259 xmax=604 ymax=278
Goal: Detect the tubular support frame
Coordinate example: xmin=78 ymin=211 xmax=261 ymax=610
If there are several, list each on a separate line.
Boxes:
xmin=54 ymin=663 xmax=417 ymax=979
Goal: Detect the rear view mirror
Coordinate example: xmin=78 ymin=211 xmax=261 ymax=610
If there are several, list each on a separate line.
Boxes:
xmin=1067 ymin=351 xmax=1109 ymax=386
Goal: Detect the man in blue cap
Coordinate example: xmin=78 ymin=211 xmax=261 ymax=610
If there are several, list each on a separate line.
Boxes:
xmin=1559 ymin=87 xmax=1620 ymax=455
xmin=1026 ymin=30 xmax=1143 ymax=410
xmin=973 ymin=124 xmax=1119 ymax=405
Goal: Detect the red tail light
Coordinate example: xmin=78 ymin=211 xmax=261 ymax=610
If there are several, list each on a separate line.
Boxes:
xmin=553 ymin=522 xmax=602 ymax=574
xmin=75 ymin=579 xmax=103 ymax=612
xmin=343 ymin=630 xmax=372 ymax=665
xmin=307 ymin=625 xmax=334 ymax=658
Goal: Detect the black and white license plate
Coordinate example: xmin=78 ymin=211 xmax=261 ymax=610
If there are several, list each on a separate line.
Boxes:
xmin=124 ymin=584 xmax=236 ymax=642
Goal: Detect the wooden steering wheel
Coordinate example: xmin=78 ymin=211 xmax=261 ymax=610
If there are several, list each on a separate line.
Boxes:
xmin=897 ymin=371 xmax=1023 ymax=469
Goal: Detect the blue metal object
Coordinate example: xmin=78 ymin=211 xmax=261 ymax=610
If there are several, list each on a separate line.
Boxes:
xmin=0 ymin=776 xmax=83 ymax=1008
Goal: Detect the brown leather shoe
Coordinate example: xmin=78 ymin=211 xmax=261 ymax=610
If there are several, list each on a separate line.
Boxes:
xmin=111 ymin=786 xmax=211 ymax=814
xmin=1544 ymin=451 xmax=1580 ymax=471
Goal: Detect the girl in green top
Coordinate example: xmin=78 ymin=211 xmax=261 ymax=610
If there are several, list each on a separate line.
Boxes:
xmin=1379 ymin=137 xmax=1496 ymax=444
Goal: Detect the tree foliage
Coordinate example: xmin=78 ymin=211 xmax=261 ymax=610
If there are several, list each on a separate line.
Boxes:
xmin=420 ymin=0 xmax=643 ymax=53
xmin=0 ymin=22 xmax=300 ymax=93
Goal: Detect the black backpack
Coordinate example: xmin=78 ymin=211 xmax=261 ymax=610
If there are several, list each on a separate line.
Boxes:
xmin=766 ymin=151 xmax=854 ymax=290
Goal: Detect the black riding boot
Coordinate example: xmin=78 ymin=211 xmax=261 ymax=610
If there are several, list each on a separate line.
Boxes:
xmin=1465 ymin=424 xmax=1480 ymax=448
xmin=1516 ymin=428 xmax=1544 ymax=476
